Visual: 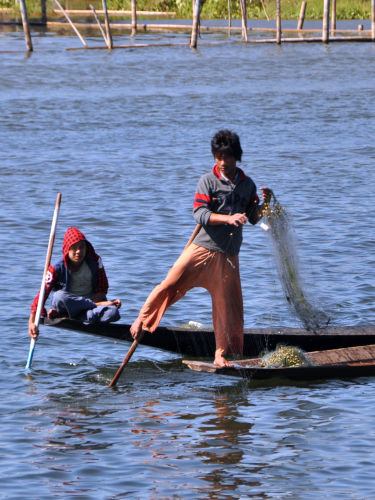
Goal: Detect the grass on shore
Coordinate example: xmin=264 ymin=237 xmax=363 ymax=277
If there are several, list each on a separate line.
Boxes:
xmin=1 ymin=0 xmax=372 ymax=20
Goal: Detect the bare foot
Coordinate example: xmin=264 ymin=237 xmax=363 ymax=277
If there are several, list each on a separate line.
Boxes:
xmin=130 ymin=317 xmax=143 ymax=340
xmin=214 ymin=353 xmax=233 ymax=367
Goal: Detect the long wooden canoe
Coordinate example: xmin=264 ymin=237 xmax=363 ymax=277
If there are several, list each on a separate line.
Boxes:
xmin=44 ymin=318 xmax=375 ymax=357
xmin=182 ymin=344 xmax=375 ymax=380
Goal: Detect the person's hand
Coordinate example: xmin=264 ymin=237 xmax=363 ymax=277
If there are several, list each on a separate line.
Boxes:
xmin=227 ymin=213 xmax=248 ymax=226
xmin=95 ymin=298 xmax=121 ymax=308
xmin=260 ymin=187 xmax=272 ymax=204
xmin=130 ymin=317 xmax=143 ymax=340
xmin=47 ymin=308 xmax=59 ymax=319
xmin=29 ymin=321 xmax=39 ymax=339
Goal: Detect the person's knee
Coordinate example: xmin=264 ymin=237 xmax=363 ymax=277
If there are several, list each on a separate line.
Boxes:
xmin=52 ymin=290 xmax=67 ymax=310
xmin=84 ymin=305 xmax=120 ymax=324
xmin=103 ymin=305 xmax=120 ymax=323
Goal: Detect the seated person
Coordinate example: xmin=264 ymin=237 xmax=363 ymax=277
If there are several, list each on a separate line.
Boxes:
xmin=29 ymin=227 xmax=121 ymax=338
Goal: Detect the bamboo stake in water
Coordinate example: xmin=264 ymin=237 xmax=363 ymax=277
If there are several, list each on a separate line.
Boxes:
xmin=26 ymin=193 xmax=62 ymax=369
xmin=131 ymin=0 xmax=137 ymax=36
xmin=54 ymin=0 xmax=88 ymax=48
xmin=102 ymin=0 xmax=113 ymax=48
xmin=260 ymin=0 xmax=270 ymax=21
xmin=239 ymin=0 xmax=248 ymax=41
xmin=297 ymin=1 xmax=306 ymax=30
xmin=322 ymin=0 xmax=330 ymax=43
xmin=41 ymin=0 xmax=47 ymax=25
xmin=90 ymin=5 xmax=109 ymax=47
xmin=276 ymin=0 xmax=281 ymax=44
xmin=190 ymin=0 xmax=201 ymax=48
xmin=227 ymin=0 xmax=231 ymax=37
xmin=19 ymin=0 xmax=33 ymax=52
xmin=331 ymin=0 xmax=336 ymax=33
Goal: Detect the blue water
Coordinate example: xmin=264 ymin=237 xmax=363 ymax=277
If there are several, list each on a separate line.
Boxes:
xmin=1 ymin=24 xmax=375 ymax=499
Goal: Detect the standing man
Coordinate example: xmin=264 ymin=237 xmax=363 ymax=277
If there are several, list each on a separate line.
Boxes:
xmin=130 ymin=130 xmax=271 ymax=366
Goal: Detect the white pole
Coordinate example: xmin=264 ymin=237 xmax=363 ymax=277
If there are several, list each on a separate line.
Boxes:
xmin=26 ymin=193 xmax=62 ymax=369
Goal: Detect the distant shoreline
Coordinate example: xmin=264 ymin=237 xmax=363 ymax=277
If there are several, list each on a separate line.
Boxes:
xmin=0 ymin=0 xmax=373 ymax=22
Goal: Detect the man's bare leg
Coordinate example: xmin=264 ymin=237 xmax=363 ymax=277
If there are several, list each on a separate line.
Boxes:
xmin=214 ymin=348 xmax=233 ymax=367
xmin=130 ymin=317 xmax=143 ymax=340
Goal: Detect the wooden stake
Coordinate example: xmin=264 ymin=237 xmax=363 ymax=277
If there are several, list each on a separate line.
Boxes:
xmin=322 ymin=0 xmax=330 ymax=43
xmin=41 ymin=0 xmax=47 ymax=25
xmin=297 ymin=1 xmax=306 ymax=30
xmin=276 ymin=0 xmax=281 ymax=44
xmin=239 ymin=0 xmax=248 ymax=41
xmin=131 ymin=0 xmax=137 ymax=36
xmin=227 ymin=0 xmax=231 ymax=37
xmin=54 ymin=0 xmax=88 ymax=48
xmin=18 ymin=0 xmax=33 ymax=52
xmin=260 ymin=0 xmax=270 ymax=21
xmin=190 ymin=0 xmax=201 ymax=48
xmin=331 ymin=0 xmax=336 ymax=33
xmin=90 ymin=5 xmax=110 ymax=47
xmin=102 ymin=0 xmax=113 ymax=48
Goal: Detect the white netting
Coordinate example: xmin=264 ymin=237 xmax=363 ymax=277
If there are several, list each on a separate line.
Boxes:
xmin=262 ymin=193 xmax=330 ymax=331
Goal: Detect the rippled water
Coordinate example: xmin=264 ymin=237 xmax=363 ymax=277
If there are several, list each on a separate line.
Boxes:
xmin=1 ymin=25 xmax=375 ymax=498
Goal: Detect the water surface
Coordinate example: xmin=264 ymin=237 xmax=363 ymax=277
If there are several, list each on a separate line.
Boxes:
xmin=1 ymin=26 xmax=375 ymax=499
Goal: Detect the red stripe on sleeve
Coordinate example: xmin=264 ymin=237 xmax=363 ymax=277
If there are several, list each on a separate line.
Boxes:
xmin=195 ymin=193 xmax=211 ymax=202
xmin=193 ymin=192 xmax=212 ymax=210
xmin=193 ymin=201 xmax=207 ymax=209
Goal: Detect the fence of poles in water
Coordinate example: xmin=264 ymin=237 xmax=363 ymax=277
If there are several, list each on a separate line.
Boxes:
xmin=10 ymin=0 xmax=375 ymax=51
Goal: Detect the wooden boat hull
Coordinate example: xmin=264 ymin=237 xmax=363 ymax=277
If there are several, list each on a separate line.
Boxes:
xmin=44 ymin=318 xmax=375 ymax=358
xmin=182 ymin=344 xmax=375 ymax=380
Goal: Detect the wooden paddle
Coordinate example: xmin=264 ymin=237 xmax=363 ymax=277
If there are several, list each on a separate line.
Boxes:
xmin=108 ymin=223 xmax=202 ymax=387
xmin=25 ymin=193 xmax=62 ymax=369
xmin=109 ymin=331 xmax=144 ymax=387
xmin=183 ymin=223 xmax=202 ymax=251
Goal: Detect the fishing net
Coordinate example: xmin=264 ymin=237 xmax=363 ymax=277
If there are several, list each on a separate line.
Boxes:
xmin=260 ymin=345 xmax=312 ymax=368
xmin=261 ymin=193 xmax=330 ymax=331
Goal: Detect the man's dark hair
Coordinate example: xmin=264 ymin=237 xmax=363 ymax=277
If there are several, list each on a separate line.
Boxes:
xmin=211 ymin=129 xmax=243 ymax=162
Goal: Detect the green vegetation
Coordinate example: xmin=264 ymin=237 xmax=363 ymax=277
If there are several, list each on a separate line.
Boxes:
xmin=1 ymin=0 xmax=372 ymax=20
xmin=100 ymin=0 xmax=373 ymax=19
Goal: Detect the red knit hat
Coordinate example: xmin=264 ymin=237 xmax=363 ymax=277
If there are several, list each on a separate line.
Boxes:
xmin=62 ymin=227 xmax=96 ymax=268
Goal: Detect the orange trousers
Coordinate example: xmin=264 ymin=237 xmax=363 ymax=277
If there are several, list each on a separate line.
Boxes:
xmin=139 ymin=244 xmax=244 ymax=356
